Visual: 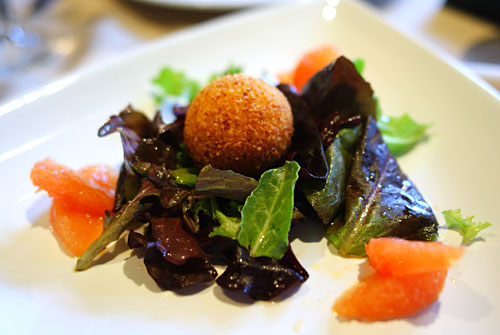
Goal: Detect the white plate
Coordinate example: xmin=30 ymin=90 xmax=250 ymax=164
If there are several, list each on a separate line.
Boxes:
xmin=128 ymin=0 xmax=298 ymax=11
xmin=1 ymin=0 xmax=499 ymax=334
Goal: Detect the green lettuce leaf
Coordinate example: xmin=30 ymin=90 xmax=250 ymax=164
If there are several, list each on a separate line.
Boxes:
xmin=170 ymin=168 xmax=198 ymax=187
xmin=209 ymin=198 xmax=242 ymax=239
xmin=353 ymin=58 xmax=365 ymax=75
xmin=237 ymin=161 xmax=300 ymax=259
xmin=208 ymin=64 xmax=242 ymax=82
xmin=299 ymin=127 xmax=359 ymax=224
xmin=443 ymin=209 xmax=492 ymax=245
xmin=377 ymin=113 xmax=430 ymax=157
xmin=192 ymin=197 xmax=242 ymax=240
xmin=152 ymin=67 xmax=201 ymax=103
xmin=212 ymin=211 xmax=241 ymax=239
xmin=175 ymin=143 xmax=195 ymax=169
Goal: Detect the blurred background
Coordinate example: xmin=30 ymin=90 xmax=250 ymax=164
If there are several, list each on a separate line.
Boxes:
xmin=0 ymin=0 xmax=499 ymax=104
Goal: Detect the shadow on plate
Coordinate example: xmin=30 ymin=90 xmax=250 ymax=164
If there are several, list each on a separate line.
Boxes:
xmin=289 ymin=218 xmax=325 ymax=244
xmin=122 ymin=249 xmax=164 ymax=293
xmin=439 ymin=276 xmax=493 ymax=321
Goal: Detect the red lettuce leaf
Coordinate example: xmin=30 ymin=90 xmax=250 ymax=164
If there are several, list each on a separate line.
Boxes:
xmin=216 ymin=244 xmax=308 ymax=300
xmin=128 ymin=217 xmax=217 ymax=290
xmin=98 ymin=106 xmax=160 ymax=212
xmin=98 ymin=106 xmax=156 ymax=163
xmin=327 ymin=117 xmax=438 ymax=256
xmin=154 ymin=110 xmax=186 ymax=147
xmin=112 ymin=163 xmax=142 ymax=212
xmin=159 ymin=187 xmax=191 ymax=210
xmin=132 ymin=137 xmax=176 ymax=185
xmin=278 ymin=84 xmax=328 ymax=181
xmin=301 ymin=56 xmax=376 ymax=121
xmin=143 ymin=249 xmax=217 ymax=290
xmin=151 ymin=217 xmax=205 ymax=265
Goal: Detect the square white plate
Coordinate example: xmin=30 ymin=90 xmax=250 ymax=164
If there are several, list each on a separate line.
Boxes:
xmin=1 ymin=0 xmax=499 ymax=334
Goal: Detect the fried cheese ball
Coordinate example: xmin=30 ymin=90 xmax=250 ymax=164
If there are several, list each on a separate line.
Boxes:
xmin=183 ymin=74 xmax=294 ymax=176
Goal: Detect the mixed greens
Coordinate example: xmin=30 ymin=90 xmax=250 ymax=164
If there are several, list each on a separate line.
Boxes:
xmin=443 ymin=209 xmax=492 ymax=245
xmin=75 ymin=55 xmax=489 ymax=301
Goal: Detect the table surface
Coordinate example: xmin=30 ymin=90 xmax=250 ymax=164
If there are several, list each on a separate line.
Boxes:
xmin=1 ymin=0 xmax=499 ymax=105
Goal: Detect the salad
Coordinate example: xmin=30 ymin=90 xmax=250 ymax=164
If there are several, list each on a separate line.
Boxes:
xmin=31 ymin=45 xmax=491 ymax=320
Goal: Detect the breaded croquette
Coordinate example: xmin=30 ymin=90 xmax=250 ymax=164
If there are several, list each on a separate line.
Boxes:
xmin=183 ymin=74 xmax=293 ymax=176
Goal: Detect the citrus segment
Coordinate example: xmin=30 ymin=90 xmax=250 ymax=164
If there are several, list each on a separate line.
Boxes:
xmin=366 ymin=237 xmax=464 ymax=276
xmin=333 ymin=238 xmax=464 ymax=321
xmin=31 ymin=158 xmax=117 ymax=257
xmin=31 ymin=158 xmax=115 ymax=215
xmin=50 ymin=198 xmax=104 ymax=257
xmin=277 ymin=71 xmax=293 ymax=85
xmin=292 ymin=44 xmax=340 ymax=92
xmin=78 ymin=164 xmax=118 ymax=196
xmin=333 ymin=270 xmax=447 ymax=321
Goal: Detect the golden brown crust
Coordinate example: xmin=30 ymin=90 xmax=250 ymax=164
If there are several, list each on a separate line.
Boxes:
xmin=183 ymin=74 xmax=293 ymax=176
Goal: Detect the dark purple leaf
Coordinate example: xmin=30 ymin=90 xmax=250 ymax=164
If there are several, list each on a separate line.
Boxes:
xmin=160 ymin=187 xmax=191 ymax=209
xmin=98 ymin=105 xmax=155 ymax=138
xmin=98 ymin=106 xmax=156 ymax=163
xmin=132 ymin=138 xmax=176 ymax=185
xmin=112 ymin=163 xmax=142 ymax=212
xmin=216 ymin=244 xmax=308 ymax=300
xmin=98 ymin=106 xmax=159 ymax=213
xmin=341 ymin=114 xmax=363 ymax=129
xmin=278 ymin=84 xmax=328 ymax=181
xmin=127 ymin=218 xmax=217 ymax=290
xmin=150 ymin=217 xmax=204 ymax=265
xmin=318 ymin=113 xmax=362 ymax=150
xmin=144 ymin=248 xmax=217 ymax=290
xmin=153 ymin=110 xmax=185 ymax=147
xmin=198 ymin=234 xmax=237 ymax=264
xmin=173 ymin=106 xmax=188 ymax=117
xmin=128 ymin=231 xmax=155 ymax=249
xmin=318 ymin=112 xmax=342 ymax=149
xmin=301 ymin=56 xmax=376 ymax=121
xmin=133 ymin=138 xmax=175 ymax=167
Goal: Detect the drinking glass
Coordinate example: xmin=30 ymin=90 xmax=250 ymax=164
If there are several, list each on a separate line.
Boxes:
xmin=0 ymin=0 xmax=58 ymax=78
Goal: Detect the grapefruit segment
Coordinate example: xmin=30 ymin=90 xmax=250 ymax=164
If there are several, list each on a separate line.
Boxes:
xmin=366 ymin=237 xmax=464 ymax=276
xmin=50 ymin=199 xmax=104 ymax=257
xmin=31 ymin=158 xmax=117 ymax=257
xmin=292 ymin=44 xmax=340 ymax=92
xmin=333 ymin=238 xmax=463 ymax=321
xmin=277 ymin=71 xmax=293 ymax=85
xmin=78 ymin=164 xmax=118 ymax=196
xmin=333 ymin=270 xmax=447 ymax=321
xmin=31 ymin=158 xmax=115 ymax=215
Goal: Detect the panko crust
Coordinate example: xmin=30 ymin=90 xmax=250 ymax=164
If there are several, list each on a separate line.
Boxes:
xmin=183 ymin=74 xmax=294 ymax=176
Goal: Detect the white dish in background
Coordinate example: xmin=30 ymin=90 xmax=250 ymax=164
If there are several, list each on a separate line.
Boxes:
xmin=128 ymin=0 xmax=299 ymax=10
xmin=1 ymin=0 xmax=499 ymax=334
